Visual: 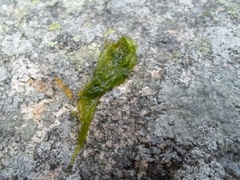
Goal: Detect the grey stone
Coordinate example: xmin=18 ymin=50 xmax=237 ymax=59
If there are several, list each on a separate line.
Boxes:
xmin=0 ymin=0 xmax=240 ymax=179
xmin=0 ymin=67 xmax=7 ymax=82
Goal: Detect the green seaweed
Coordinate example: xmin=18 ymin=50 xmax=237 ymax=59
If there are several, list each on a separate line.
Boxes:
xmin=70 ymin=36 xmax=138 ymax=166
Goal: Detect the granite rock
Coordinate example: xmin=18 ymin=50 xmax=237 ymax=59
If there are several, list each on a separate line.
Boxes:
xmin=0 ymin=0 xmax=240 ymax=179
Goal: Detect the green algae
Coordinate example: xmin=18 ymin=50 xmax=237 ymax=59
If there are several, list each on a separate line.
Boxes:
xmin=49 ymin=22 xmax=61 ymax=31
xmin=219 ymin=0 xmax=239 ymax=19
xmin=196 ymin=38 xmax=212 ymax=56
xmin=48 ymin=41 xmax=58 ymax=47
xmin=104 ymin=28 xmax=116 ymax=37
xmin=70 ymin=36 xmax=138 ymax=166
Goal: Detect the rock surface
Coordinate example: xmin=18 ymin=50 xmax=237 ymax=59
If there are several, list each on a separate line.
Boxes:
xmin=0 ymin=0 xmax=240 ymax=179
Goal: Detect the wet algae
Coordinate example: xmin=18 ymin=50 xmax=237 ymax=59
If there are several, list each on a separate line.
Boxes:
xmin=70 ymin=36 xmax=138 ymax=166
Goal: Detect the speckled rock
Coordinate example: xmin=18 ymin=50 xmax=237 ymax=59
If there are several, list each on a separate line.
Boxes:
xmin=0 ymin=0 xmax=240 ymax=179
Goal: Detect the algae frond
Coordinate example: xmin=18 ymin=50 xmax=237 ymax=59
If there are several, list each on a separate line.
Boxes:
xmin=70 ymin=36 xmax=138 ymax=166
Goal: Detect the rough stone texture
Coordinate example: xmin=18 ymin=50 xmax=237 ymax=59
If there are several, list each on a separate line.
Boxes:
xmin=0 ymin=0 xmax=240 ymax=179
